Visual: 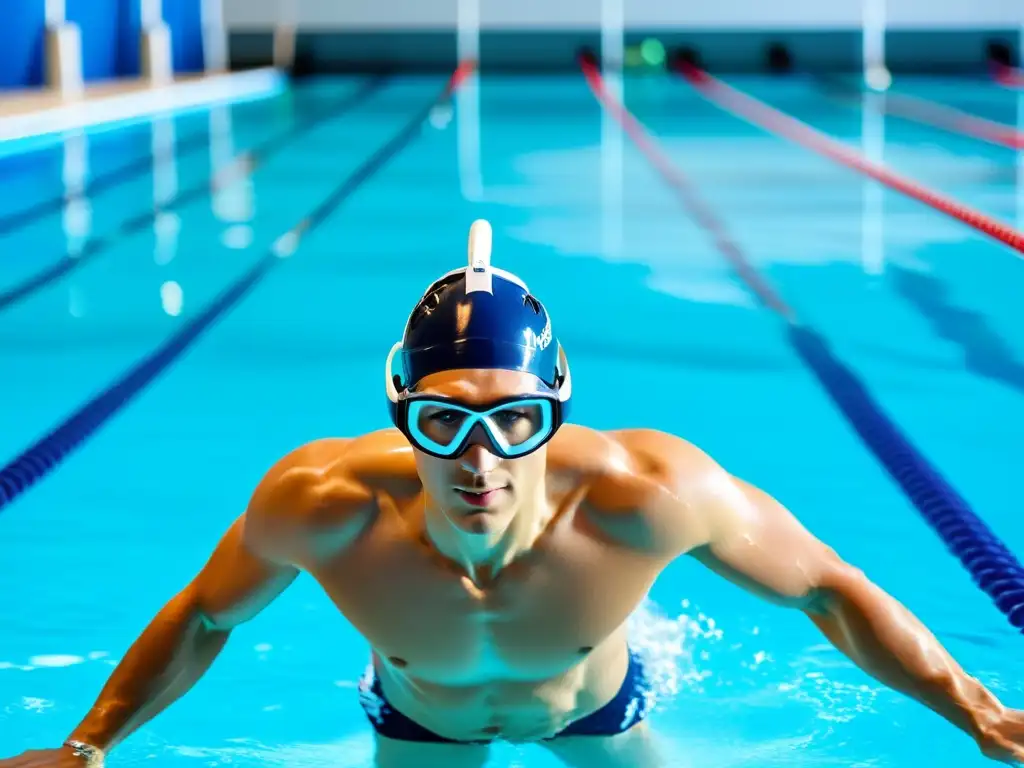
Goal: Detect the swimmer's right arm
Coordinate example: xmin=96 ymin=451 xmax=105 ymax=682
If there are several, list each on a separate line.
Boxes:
xmin=1 ymin=444 xmax=367 ymax=767
xmin=63 ymin=512 xmax=298 ymax=755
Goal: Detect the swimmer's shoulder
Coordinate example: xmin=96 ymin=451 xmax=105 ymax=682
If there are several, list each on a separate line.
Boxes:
xmin=243 ymin=429 xmax=419 ymax=565
xmin=550 ymin=425 xmax=727 ymax=557
xmin=548 ymin=424 xmax=715 ymax=488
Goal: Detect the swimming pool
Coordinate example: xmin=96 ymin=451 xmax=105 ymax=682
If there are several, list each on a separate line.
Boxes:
xmin=1 ymin=69 xmax=1022 ymax=767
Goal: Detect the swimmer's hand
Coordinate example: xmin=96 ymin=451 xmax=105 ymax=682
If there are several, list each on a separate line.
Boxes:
xmin=0 ymin=745 xmax=98 ymax=767
xmin=977 ymin=708 xmax=1024 ymax=765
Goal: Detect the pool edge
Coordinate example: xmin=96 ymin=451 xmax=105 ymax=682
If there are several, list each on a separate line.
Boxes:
xmin=0 ymin=68 xmax=287 ymax=145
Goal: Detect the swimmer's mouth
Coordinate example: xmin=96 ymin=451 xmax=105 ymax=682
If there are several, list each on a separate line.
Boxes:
xmin=455 ymin=485 xmax=508 ymax=508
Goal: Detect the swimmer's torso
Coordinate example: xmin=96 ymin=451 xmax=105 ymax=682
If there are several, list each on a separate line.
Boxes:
xmin=247 ymin=426 xmax=703 ymax=742
xmin=316 ymin=500 xmax=661 ymax=740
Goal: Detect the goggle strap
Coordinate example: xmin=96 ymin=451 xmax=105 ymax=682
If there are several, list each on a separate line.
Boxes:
xmin=385 ymin=342 xmax=403 ymax=403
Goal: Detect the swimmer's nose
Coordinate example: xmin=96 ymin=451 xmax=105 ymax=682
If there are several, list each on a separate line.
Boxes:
xmin=459 ymin=435 xmax=500 ymax=475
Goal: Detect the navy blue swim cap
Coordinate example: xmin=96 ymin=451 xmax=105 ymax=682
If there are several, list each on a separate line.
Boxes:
xmin=385 ymin=221 xmax=572 ymax=421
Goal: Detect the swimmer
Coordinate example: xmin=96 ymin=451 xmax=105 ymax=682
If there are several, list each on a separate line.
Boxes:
xmin=4 ymin=220 xmax=1024 ymax=768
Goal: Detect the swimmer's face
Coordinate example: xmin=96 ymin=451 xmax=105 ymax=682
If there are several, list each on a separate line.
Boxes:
xmin=410 ymin=368 xmax=550 ymax=534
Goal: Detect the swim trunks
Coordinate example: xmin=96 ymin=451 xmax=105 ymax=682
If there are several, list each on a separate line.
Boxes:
xmin=357 ymin=647 xmax=655 ymax=743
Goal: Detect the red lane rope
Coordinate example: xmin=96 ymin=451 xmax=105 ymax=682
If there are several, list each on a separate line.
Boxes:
xmin=873 ymin=90 xmax=1024 ymax=150
xmin=992 ymin=63 xmax=1024 ymax=90
xmin=578 ymin=56 xmax=796 ymax=321
xmin=672 ymin=61 xmax=1024 ymax=258
xmin=450 ymin=59 xmax=478 ymax=90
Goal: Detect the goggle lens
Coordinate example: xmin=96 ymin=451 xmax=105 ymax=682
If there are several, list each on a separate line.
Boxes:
xmin=407 ymin=398 xmax=555 ymax=458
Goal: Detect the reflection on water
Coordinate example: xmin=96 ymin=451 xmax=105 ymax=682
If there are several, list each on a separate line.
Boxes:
xmin=601 ymin=70 xmax=624 ymax=260
xmin=153 ymin=114 xmax=180 ymax=268
xmin=860 ymin=90 xmax=885 ymax=276
xmin=209 ymin=103 xmax=256 ymax=249
xmin=152 ymin=115 xmax=179 ymax=207
xmin=154 ymin=212 xmax=181 ymax=266
xmin=62 ymin=129 xmax=91 ymax=259
xmin=161 ymin=280 xmax=183 ymax=317
xmin=222 ymin=223 xmax=254 ymax=249
xmin=62 ymin=129 xmax=91 ymax=317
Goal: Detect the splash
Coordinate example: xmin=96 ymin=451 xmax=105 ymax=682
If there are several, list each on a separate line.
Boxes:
xmin=21 ymin=697 xmax=53 ymax=713
xmin=626 ymin=597 xmax=726 ymax=702
xmin=628 ymin=598 xmax=885 ymax=726
xmin=786 ymin=672 xmax=880 ymax=723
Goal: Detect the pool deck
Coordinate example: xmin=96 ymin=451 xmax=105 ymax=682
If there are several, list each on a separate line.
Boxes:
xmin=0 ymin=68 xmax=285 ymax=143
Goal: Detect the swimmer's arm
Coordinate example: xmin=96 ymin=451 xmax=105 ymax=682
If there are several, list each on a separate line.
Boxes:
xmin=682 ymin=467 xmax=1013 ymax=753
xmin=65 ymin=512 xmax=297 ymax=753
xmin=64 ymin=449 xmax=367 ymax=754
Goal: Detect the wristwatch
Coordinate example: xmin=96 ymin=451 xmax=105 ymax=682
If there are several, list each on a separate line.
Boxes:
xmin=64 ymin=740 xmax=104 ymax=764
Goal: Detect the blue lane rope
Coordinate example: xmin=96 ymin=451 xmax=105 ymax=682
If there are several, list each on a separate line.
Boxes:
xmin=789 ymin=325 xmax=1024 ymax=630
xmin=0 ymin=72 xmax=466 ymax=514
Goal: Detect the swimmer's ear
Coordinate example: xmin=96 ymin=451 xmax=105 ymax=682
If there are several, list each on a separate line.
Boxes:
xmin=556 ymin=344 xmax=572 ymax=402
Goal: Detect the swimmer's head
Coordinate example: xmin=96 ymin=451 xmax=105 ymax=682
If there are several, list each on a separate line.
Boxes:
xmin=385 ymin=220 xmax=572 ymax=527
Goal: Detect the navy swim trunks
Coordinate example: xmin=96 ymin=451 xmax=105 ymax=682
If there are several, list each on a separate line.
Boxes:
xmin=357 ymin=648 xmax=655 ymax=743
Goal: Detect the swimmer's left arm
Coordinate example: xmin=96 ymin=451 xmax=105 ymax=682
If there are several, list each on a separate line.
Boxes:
xmin=677 ymin=458 xmax=1024 ymax=763
xmin=615 ymin=431 xmax=1024 ymax=764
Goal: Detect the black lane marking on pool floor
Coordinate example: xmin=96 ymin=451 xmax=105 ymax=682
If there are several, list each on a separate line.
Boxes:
xmin=0 ymin=76 xmax=388 ymax=315
xmin=0 ymin=71 xmax=466 ymax=513
xmin=889 ymin=266 xmax=1024 ymax=397
xmin=580 ymin=55 xmax=1024 ymax=634
xmin=0 ymin=130 xmax=213 ymax=240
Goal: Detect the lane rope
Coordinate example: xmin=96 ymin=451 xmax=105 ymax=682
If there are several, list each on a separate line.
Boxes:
xmin=579 ymin=52 xmax=1024 ymax=633
xmin=0 ymin=63 xmax=475 ymax=514
xmin=671 ymin=60 xmax=1024 ymax=259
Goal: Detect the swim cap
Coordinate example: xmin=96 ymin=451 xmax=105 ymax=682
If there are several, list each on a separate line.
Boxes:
xmin=385 ymin=220 xmax=572 ymax=422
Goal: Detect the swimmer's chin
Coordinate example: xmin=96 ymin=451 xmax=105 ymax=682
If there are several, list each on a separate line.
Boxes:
xmin=451 ymin=505 xmax=512 ymax=530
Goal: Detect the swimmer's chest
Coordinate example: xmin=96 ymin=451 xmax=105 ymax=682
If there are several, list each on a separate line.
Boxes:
xmin=308 ymin=524 xmax=659 ymax=679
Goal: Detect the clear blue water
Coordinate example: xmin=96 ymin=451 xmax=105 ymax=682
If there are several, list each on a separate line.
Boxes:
xmin=1 ymin=72 xmax=1023 ymax=767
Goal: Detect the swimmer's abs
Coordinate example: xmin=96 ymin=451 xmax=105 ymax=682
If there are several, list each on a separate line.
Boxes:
xmin=367 ymin=644 xmax=633 ymax=742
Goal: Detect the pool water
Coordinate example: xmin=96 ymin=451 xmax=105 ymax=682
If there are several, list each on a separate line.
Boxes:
xmin=1 ymin=71 xmax=1023 ymax=767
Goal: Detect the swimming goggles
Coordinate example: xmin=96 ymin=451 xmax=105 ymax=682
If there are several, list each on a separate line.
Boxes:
xmin=395 ymin=393 xmax=562 ymax=459
xmin=384 ymin=339 xmax=573 ymax=460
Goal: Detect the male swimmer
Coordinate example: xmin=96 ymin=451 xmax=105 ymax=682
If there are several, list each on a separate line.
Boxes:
xmin=4 ymin=220 xmax=1024 ymax=768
